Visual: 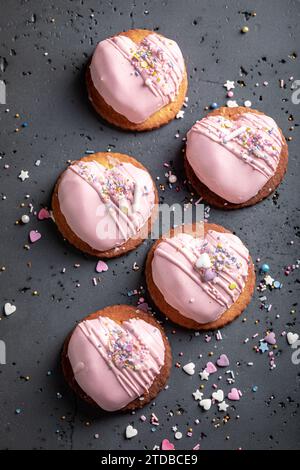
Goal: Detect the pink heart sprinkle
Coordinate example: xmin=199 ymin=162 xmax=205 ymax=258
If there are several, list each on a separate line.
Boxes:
xmin=217 ymin=354 xmax=230 ymax=367
xmin=96 ymin=260 xmax=109 ymax=273
xmin=29 ymin=230 xmax=42 ymax=243
xmin=228 ymin=388 xmax=241 ymax=401
xmin=264 ymin=332 xmax=276 ymax=345
xmin=161 ymin=439 xmax=175 ymax=451
xmin=137 ymin=302 xmax=150 ymax=312
xmin=37 ymin=208 xmax=50 ymax=220
xmin=205 ymin=362 xmax=217 ymax=374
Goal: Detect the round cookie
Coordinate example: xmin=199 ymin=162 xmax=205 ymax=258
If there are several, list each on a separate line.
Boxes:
xmin=86 ymin=28 xmax=188 ymax=131
xmin=146 ymin=223 xmax=255 ymax=330
xmin=52 ymin=152 xmax=158 ymax=258
xmin=62 ymin=305 xmax=172 ymax=412
xmin=185 ymin=107 xmax=288 ymax=209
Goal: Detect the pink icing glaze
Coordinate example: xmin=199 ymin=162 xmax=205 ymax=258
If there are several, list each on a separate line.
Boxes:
xmin=152 ymin=230 xmax=250 ymax=324
xmin=90 ymin=33 xmax=185 ymax=123
xmin=186 ymin=112 xmax=283 ymax=203
xmin=57 ymin=157 xmax=155 ymax=252
xmin=67 ymin=316 xmax=165 ymax=411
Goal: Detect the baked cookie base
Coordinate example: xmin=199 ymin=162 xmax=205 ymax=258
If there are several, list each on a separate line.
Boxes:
xmin=184 ymin=107 xmax=288 ymax=209
xmin=86 ymin=29 xmax=188 ymax=132
xmin=62 ymin=305 xmax=172 ymax=412
xmin=146 ymin=222 xmax=256 ymax=330
xmin=52 ymin=152 xmax=158 ymax=258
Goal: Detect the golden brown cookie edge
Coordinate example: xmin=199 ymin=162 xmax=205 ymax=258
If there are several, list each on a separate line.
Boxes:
xmin=86 ymin=28 xmax=188 ymax=131
xmin=184 ymin=106 xmax=288 ymax=209
xmin=51 ymin=152 xmax=159 ymax=258
xmin=61 ymin=304 xmax=172 ymax=412
xmin=145 ymin=222 xmax=256 ymax=330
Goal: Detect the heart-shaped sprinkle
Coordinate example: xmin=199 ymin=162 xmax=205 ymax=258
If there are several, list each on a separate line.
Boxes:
xmin=37 ymin=208 xmax=51 ymax=220
xmin=4 ymin=302 xmax=16 ymax=316
xmin=216 ymin=354 xmax=230 ymax=367
xmin=264 ymin=332 xmax=276 ymax=345
xmin=183 ymin=362 xmax=195 ymax=376
xmin=161 ymin=439 xmax=175 ymax=450
xmin=199 ymin=399 xmax=212 ymax=411
xmin=212 ymin=389 xmax=224 ymax=403
xmin=125 ymin=425 xmax=138 ymax=439
xmin=195 ymin=253 xmax=211 ymax=269
xmin=137 ymin=302 xmax=149 ymax=312
xmin=287 ymin=332 xmax=299 ymax=346
xmin=228 ymin=388 xmax=241 ymax=401
xmin=203 ymin=268 xmax=216 ymax=282
xmin=205 ymin=361 xmax=217 ymax=374
xmin=96 ymin=260 xmax=109 ymax=273
xmin=29 ymin=230 xmax=41 ymax=243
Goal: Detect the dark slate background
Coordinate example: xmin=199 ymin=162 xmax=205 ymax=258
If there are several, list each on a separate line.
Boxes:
xmin=0 ymin=0 xmax=299 ymax=451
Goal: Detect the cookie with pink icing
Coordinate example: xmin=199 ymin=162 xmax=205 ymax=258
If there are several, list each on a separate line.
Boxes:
xmin=62 ymin=305 xmax=172 ymax=411
xmin=146 ymin=223 xmax=255 ymax=330
xmin=185 ymin=107 xmax=288 ymax=209
xmin=86 ymin=29 xmax=188 ymax=131
xmin=52 ymin=152 xmax=158 ymax=258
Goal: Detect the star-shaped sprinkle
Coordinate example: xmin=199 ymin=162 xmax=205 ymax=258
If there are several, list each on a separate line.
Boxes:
xmin=264 ymin=275 xmax=274 ymax=286
xmin=172 ymin=426 xmax=178 ymax=432
xmin=193 ymin=390 xmax=203 ymax=401
xmin=18 ymin=170 xmax=29 ymax=181
xmin=223 ymin=80 xmax=235 ymax=91
xmin=176 ymin=110 xmax=185 ymax=119
xmin=199 ymin=370 xmax=210 ymax=381
xmin=218 ymin=401 xmax=229 ymax=412
xmin=259 ymin=341 xmax=269 ymax=353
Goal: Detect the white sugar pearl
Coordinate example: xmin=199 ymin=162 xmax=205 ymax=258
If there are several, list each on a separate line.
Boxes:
xmin=21 ymin=214 xmax=30 ymax=224
xmin=145 ymin=78 xmax=152 ymax=86
xmin=244 ymin=100 xmax=252 ymax=107
xmin=168 ymin=174 xmax=177 ymax=184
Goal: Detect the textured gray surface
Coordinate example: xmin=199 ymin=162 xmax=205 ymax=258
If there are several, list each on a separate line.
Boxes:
xmin=0 ymin=0 xmax=299 ymax=450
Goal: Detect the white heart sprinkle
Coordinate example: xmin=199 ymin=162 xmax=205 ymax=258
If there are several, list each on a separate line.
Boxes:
xmin=125 ymin=425 xmax=138 ymax=439
xmin=212 ymin=390 xmax=224 ymax=403
xmin=183 ymin=362 xmax=195 ymax=376
xmin=199 ymin=399 xmax=212 ymax=411
xmin=287 ymin=332 xmax=299 ymax=346
xmin=195 ymin=253 xmax=211 ymax=269
xmin=4 ymin=303 xmax=16 ymax=316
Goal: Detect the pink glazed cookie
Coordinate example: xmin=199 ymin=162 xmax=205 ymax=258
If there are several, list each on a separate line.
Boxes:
xmin=52 ymin=153 xmax=158 ymax=258
xmin=86 ymin=29 xmax=188 ymax=131
xmin=62 ymin=305 xmax=172 ymax=412
xmin=146 ymin=223 xmax=255 ymax=330
xmin=185 ymin=107 xmax=288 ymax=209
